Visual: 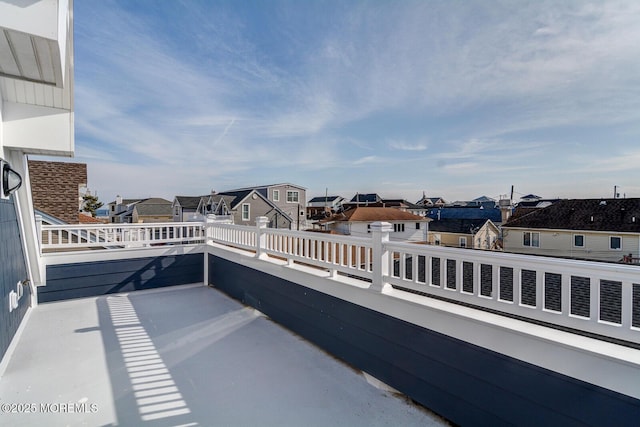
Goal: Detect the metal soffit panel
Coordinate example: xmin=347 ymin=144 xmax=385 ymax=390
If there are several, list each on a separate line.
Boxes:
xmin=0 ymin=28 xmax=59 ymax=86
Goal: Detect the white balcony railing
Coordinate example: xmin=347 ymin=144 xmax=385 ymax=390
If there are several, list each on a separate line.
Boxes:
xmin=39 ymin=222 xmax=205 ymax=251
xmin=38 ymin=217 xmax=640 ymax=345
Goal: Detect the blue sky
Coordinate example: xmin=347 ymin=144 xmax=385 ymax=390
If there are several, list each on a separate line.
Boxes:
xmin=64 ymin=0 xmax=640 ymax=204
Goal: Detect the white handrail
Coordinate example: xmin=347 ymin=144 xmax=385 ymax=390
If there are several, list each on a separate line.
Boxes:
xmin=41 ymin=222 xmax=205 ymax=250
xmin=41 ymin=218 xmax=640 ymax=344
xmin=205 ymin=218 xmax=640 ymax=344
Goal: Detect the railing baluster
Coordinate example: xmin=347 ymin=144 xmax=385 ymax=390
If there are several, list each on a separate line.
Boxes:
xmin=39 ymin=221 xmax=640 ymax=344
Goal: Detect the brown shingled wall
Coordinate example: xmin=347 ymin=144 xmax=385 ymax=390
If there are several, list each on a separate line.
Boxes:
xmin=28 ymin=160 xmax=87 ymax=224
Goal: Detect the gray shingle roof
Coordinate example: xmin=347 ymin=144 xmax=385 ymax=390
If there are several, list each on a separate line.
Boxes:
xmin=175 ymin=196 xmax=206 ymax=209
xmin=428 ymin=218 xmax=491 ymax=234
xmin=309 ymin=196 xmax=342 ymax=203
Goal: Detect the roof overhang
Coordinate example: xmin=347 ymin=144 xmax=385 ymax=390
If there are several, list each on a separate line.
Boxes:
xmin=0 ymin=0 xmax=74 ymax=157
xmin=0 ymin=0 xmax=69 ymax=88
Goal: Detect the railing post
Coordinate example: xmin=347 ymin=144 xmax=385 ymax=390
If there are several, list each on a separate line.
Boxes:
xmin=205 ymin=215 xmax=215 ymax=242
xmin=256 ymin=216 xmax=269 ymax=259
xmin=35 ymin=214 xmax=43 ymax=255
xmin=370 ymin=221 xmax=392 ymax=292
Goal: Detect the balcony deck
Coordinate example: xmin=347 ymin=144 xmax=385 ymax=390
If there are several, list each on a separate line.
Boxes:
xmin=0 ymin=284 xmax=447 ymax=426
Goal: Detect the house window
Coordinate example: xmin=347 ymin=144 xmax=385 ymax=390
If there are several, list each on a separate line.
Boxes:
xmin=523 ymin=231 xmax=540 ymax=247
xmin=242 ymin=203 xmax=250 ymax=221
xmin=367 ymin=224 xmax=371 ymax=233
xmin=459 ymin=237 xmax=467 ymax=248
xmin=393 ymin=224 xmax=405 ymax=233
xmin=174 ymin=207 xmax=179 ymax=216
xmin=273 ymin=190 xmax=280 ymax=202
xmin=286 ymin=191 xmax=299 ymax=203
xmin=111 ymin=205 xmax=115 ymax=212
xmin=415 ymin=222 xmax=421 ymax=230
xmin=573 ymin=234 xmax=585 ymax=248
xmin=610 ymin=236 xmax=622 ymax=250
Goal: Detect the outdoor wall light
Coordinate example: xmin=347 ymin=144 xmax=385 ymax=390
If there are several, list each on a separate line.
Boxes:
xmin=1 ymin=159 xmax=23 ymax=199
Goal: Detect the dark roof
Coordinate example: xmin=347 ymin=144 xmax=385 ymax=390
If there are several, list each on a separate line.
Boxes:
xmin=319 ymin=207 xmax=429 ymax=223
xmin=380 ymin=199 xmax=423 ymax=209
xmin=350 ymin=193 xmax=381 ymax=203
xmin=309 ymin=196 xmax=343 ymax=203
xmin=223 ymin=183 xmax=307 ymax=192
xmin=521 ymin=194 xmax=541 ymax=200
xmin=175 ymin=196 xmax=206 ymax=209
xmin=217 ymin=190 xmax=253 ymax=209
xmin=428 ymin=218 xmax=492 ymax=234
xmin=516 ymin=198 xmax=561 ymax=208
xmin=448 ymin=199 xmax=497 ymax=208
xmin=134 ymin=198 xmax=173 ymax=217
xmin=503 ymin=198 xmax=640 ymax=233
xmin=472 ymin=196 xmax=494 ymax=202
xmin=426 ymin=206 xmax=503 ymax=223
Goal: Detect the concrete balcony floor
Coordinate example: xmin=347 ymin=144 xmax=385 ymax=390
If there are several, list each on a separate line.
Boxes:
xmin=0 ymin=284 xmax=448 ymax=426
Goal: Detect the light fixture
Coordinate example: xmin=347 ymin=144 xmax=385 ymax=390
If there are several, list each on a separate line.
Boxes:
xmin=1 ymin=159 xmax=23 ymax=199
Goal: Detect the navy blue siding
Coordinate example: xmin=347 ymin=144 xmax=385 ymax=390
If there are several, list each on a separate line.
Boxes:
xmin=0 ymin=196 xmax=30 ymax=361
xmin=41 ymin=254 xmax=203 ymax=303
xmin=208 ymin=255 xmax=640 ymax=427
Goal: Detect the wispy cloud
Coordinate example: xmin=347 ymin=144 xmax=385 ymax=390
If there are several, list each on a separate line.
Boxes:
xmin=69 ymin=1 xmax=640 ymax=202
xmin=353 ymin=156 xmax=381 ymax=165
xmin=389 ymin=141 xmax=428 ymax=151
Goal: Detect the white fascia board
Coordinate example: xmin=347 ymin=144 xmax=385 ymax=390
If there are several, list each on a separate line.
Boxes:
xmin=3 ymin=101 xmax=73 ymax=156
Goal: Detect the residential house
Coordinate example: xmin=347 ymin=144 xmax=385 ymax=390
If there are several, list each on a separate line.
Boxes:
xmin=28 ymin=160 xmax=87 ymax=224
xmin=502 ymin=198 xmax=640 ymax=263
xmin=343 ymin=194 xmax=428 ymax=216
xmin=212 ymin=189 xmax=293 ymax=228
xmin=416 ymin=194 xmax=447 ymax=208
xmin=427 ymin=218 xmax=501 ymax=250
xmin=131 ymin=198 xmax=173 ymax=223
xmin=108 ymin=196 xmax=142 ymax=223
xmin=220 ymin=183 xmax=307 ymax=229
xmin=109 ymin=197 xmax=173 ymax=223
xmin=351 ymin=193 xmax=382 ymax=204
xmin=173 ymin=195 xmax=208 ymax=222
xmin=344 ymin=193 xmax=382 ymax=209
xmin=314 ymin=207 xmax=431 ymax=242
xmin=426 ymin=203 xmax=503 ymax=225
xmin=509 ymin=195 xmax=561 ymax=223
xmin=307 ymin=195 xmax=345 ymax=219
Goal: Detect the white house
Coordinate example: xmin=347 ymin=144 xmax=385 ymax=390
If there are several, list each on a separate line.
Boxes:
xmin=314 ymin=207 xmax=431 ymax=242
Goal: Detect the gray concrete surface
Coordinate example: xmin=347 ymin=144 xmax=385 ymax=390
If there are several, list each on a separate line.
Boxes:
xmin=0 ymin=284 xmax=449 ymax=426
